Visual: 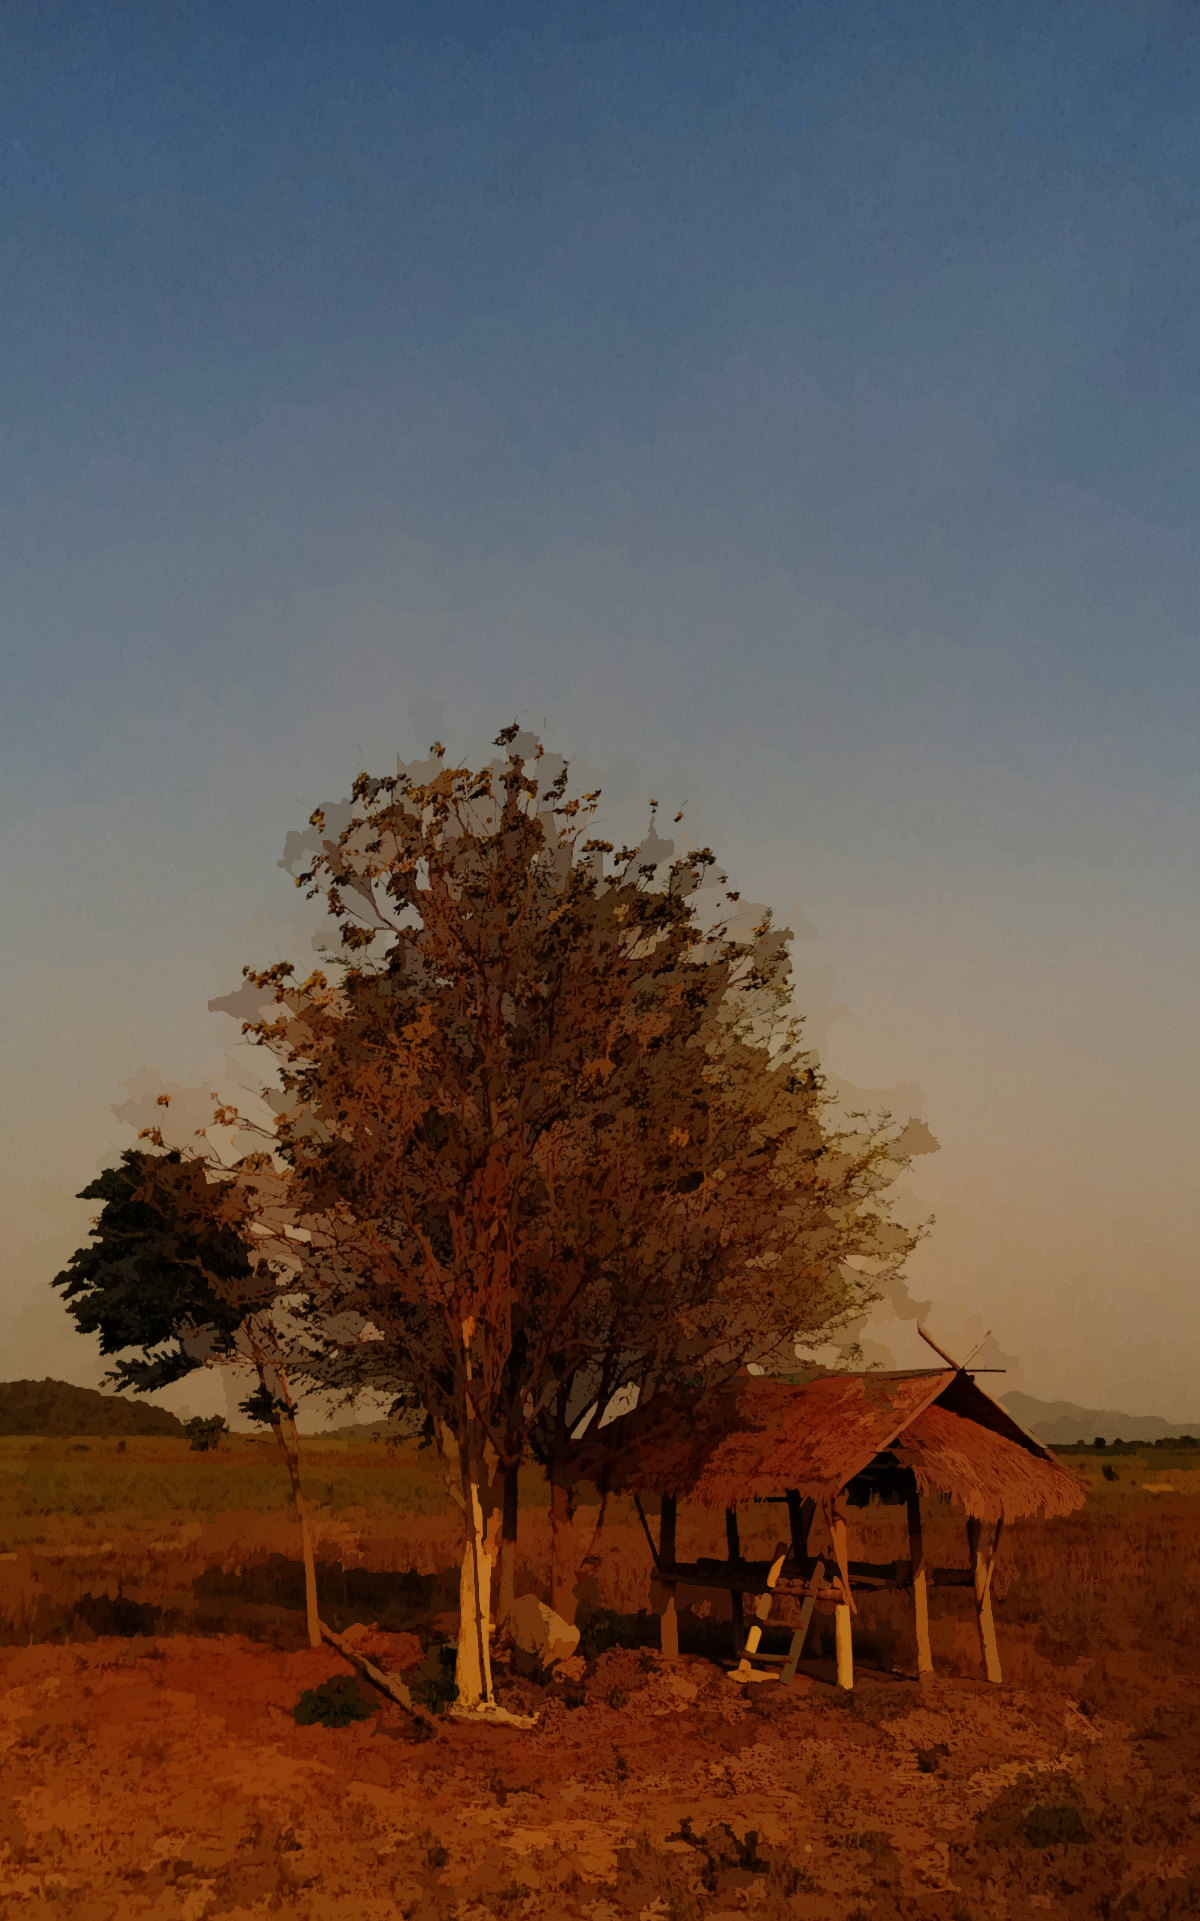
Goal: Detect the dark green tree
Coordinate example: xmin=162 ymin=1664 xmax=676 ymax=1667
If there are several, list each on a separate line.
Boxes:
xmin=52 ymin=1144 xmax=323 ymax=1645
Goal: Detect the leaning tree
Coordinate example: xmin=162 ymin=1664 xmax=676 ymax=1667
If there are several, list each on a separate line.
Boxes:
xmin=224 ymin=726 xmax=919 ymax=1704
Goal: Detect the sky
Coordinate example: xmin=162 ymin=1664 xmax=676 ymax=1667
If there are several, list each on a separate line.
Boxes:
xmin=3 ymin=0 xmax=1198 ymax=1424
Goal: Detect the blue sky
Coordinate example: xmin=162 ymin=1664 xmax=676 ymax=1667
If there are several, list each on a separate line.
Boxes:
xmin=3 ymin=0 xmax=1198 ymax=1419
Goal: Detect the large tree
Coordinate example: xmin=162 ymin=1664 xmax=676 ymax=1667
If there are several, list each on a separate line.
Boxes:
xmin=228 ymin=728 xmax=919 ymax=1703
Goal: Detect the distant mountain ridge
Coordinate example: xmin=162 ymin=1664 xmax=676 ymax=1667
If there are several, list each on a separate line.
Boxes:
xmin=0 ymin=1378 xmax=186 ymax=1438
xmin=1002 ymin=1390 xmax=1200 ymax=1446
xmin=4 ymin=1376 xmax=1195 ymax=1449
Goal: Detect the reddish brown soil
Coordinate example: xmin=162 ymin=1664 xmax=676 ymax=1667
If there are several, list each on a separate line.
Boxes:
xmin=2 ymin=1630 xmax=1198 ymax=1920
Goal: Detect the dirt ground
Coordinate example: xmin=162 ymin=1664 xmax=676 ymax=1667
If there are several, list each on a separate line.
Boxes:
xmin=2 ymin=1626 xmax=1199 ymax=1921
xmin=3 ymin=1443 xmax=1199 ymax=1917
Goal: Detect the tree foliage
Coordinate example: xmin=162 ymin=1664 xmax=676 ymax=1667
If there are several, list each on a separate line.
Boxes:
xmin=51 ymin=1148 xmax=261 ymax=1395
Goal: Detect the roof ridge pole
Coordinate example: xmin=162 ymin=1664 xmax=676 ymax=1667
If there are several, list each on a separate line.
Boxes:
xmin=917 ymin=1324 xmax=962 ymax=1370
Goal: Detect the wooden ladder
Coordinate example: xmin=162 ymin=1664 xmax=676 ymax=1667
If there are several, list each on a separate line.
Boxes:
xmin=730 ymin=1545 xmax=825 ymax=1686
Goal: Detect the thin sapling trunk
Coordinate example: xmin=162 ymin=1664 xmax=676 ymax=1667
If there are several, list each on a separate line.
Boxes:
xmin=252 ymin=1354 xmax=320 ymax=1648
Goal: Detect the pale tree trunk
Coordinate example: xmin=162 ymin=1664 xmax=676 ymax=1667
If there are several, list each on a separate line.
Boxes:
xmin=496 ymin=1461 xmax=519 ymax=1627
xmin=455 ymin=1443 xmax=501 ymax=1708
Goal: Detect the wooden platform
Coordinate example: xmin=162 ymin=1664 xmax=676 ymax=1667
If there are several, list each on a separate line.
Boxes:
xmin=657 ymin=1556 xmax=974 ymax=1595
xmin=642 ymin=1484 xmax=1004 ymax=1690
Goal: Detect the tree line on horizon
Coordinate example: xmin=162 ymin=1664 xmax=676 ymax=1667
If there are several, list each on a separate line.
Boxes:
xmin=52 ymin=726 xmax=922 ymax=1714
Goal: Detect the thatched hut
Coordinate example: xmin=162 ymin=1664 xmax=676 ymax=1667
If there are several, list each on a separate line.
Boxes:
xmin=566 ymin=1367 xmax=1086 ymax=1689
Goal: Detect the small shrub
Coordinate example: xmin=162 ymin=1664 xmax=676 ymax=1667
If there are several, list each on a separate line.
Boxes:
xmin=666 ymin=1817 xmax=781 ymax=1893
xmin=576 ymin=1606 xmax=656 ymax=1659
xmin=293 ymin=1674 xmax=378 ymax=1727
xmin=409 ymin=1643 xmax=458 ymax=1714
xmin=1021 ymin=1803 xmax=1090 ymax=1847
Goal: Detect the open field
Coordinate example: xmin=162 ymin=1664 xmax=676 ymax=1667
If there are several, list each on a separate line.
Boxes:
xmin=2 ymin=1438 xmax=1199 ymax=1918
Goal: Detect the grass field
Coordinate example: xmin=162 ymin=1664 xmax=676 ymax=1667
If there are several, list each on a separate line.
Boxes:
xmin=3 ymin=1434 xmax=1199 ymax=1671
xmin=2 ymin=1436 xmax=1198 ymax=1918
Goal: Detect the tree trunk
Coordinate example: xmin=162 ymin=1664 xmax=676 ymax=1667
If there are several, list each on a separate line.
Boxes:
xmin=275 ymin=1413 xmax=320 ymax=1649
xmin=549 ymin=1480 xmax=578 ymax=1624
xmin=496 ymin=1461 xmax=519 ymax=1626
xmin=455 ymin=1448 xmax=500 ymax=1708
xmin=252 ymin=1350 xmax=319 ymax=1651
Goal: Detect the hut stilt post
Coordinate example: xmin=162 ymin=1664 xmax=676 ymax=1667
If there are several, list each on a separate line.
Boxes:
xmin=834 ymin=1601 xmax=854 ymax=1692
xmin=906 ymin=1482 xmax=933 ymax=1678
xmin=830 ymin=1498 xmax=854 ymax=1691
xmin=967 ymin=1515 xmax=1003 ymax=1684
xmin=725 ymin=1507 xmax=744 ymax=1658
xmin=659 ymin=1494 xmax=679 ymax=1661
xmin=786 ymin=1491 xmax=815 ymax=1564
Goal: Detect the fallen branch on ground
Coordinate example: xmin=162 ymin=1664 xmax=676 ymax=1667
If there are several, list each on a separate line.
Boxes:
xmin=319 ymin=1620 xmax=438 ymax=1731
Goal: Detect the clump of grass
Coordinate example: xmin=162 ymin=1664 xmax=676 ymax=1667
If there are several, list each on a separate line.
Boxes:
xmin=408 ymin=1644 xmax=458 ymax=1714
xmin=1021 ymin=1803 xmax=1090 ymax=1848
xmin=664 ymin=1817 xmax=810 ymax=1897
xmin=576 ymin=1606 xmax=657 ymax=1659
xmin=293 ymin=1674 xmax=378 ymax=1727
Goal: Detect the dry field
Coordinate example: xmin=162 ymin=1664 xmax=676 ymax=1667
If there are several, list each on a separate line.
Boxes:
xmin=2 ymin=1436 xmax=1199 ymax=1920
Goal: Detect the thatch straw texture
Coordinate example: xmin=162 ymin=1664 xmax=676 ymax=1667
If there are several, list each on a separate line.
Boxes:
xmin=568 ymin=1367 xmax=1087 ymax=1523
xmin=891 ymin=1403 xmax=1086 ymax=1520
xmin=689 ymin=1371 xmax=952 ymax=1508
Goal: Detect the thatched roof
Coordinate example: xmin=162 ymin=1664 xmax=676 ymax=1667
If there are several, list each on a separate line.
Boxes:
xmin=568 ymin=1368 xmax=1085 ymax=1523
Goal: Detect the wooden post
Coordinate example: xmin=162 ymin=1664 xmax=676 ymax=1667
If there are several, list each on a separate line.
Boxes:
xmin=967 ymin=1515 xmax=1003 ymax=1684
xmin=834 ymin=1598 xmax=854 ymax=1691
xmin=830 ymin=1500 xmax=854 ymax=1690
xmin=496 ymin=1462 xmax=519 ymax=1626
xmin=786 ymin=1490 xmax=815 ymax=1564
xmin=907 ymin=1484 xmax=933 ymax=1678
xmin=659 ymin=1493 xmax=679 ymax=1660
xmin=632 ymin=1494 xmax=662 ymax=1568
xmin=726 ymin=1506 xmax=744 ymax=1655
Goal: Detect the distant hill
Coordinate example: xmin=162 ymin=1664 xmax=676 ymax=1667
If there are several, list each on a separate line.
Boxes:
xmin=1002 ymin=1390 xmax=1200 ymax=1447
xmin=0 ymin=1378 xmax=186 ymax=1438
xmin=325 ymin=1414 xmax=425 ymax=1442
